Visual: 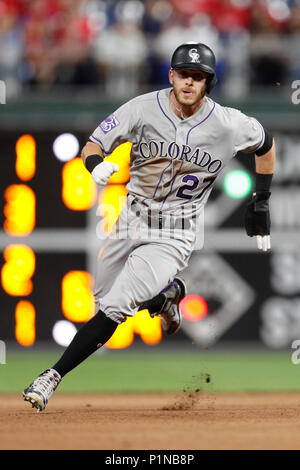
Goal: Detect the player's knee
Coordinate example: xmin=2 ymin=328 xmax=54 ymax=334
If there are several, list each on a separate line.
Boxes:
xmin=101 ymin=307 xmax=128 ymax=324
xmin=97 ymin=309 xmax=124 ymax=324
xmin=97 ymin=294 xmax=131 ymax=324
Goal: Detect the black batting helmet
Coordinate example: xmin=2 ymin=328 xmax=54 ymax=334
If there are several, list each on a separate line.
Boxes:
xmin=171 ymin=43 xmax=217 ymax=94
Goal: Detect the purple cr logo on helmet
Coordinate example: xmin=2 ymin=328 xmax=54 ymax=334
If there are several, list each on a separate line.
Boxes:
xmin=171 ymin=43 xmax=217 ymax=93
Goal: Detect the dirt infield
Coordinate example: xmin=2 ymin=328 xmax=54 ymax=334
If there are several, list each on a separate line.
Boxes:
xmin=1 ymin=392 xmax=300 ymax=450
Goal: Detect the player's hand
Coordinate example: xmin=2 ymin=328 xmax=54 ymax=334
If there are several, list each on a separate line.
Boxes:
xmin=91 ymin=161 xmax=119 ymax=185
xmin=245 ymin=191 xmax=271 ymax=252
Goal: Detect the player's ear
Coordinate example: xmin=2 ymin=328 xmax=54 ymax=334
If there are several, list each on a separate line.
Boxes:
xmin=169 ymin=68 xmax=174 ymax=85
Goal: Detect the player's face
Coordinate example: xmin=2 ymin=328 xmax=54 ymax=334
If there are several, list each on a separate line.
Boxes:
xmin=169 ymin=68 xmax=208 ymax=107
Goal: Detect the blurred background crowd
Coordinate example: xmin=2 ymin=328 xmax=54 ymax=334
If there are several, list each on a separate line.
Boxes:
xmin=0 ymin=0 xmax=299 ymax=100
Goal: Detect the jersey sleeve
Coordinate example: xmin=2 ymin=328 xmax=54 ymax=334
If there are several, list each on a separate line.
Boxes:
xmin=233 ymin=110 xmax=265 ymax=155
xmin=89 ymin=99 xmax=137 ymax=156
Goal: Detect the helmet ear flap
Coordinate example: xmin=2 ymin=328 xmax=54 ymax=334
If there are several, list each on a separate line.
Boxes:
xmin=206 ymin=74 xmax=217 ymax=94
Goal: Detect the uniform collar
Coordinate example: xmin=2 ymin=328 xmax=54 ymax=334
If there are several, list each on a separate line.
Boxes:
xmin=159 ymin=87 xmax=211 ymax=124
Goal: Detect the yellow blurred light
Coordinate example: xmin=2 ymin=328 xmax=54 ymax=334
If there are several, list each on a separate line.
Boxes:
xmin=3 ymin=185 xmax=35 ymax=236
xmin=15 ymin=301 xmax=36 ymax=346
xmin=106 ymin=317 xmax=135 ymax=349
xmin=133 ymin=310 xmax=162 ymax=345
xmin=62 ymin=271 xmax=95 ymax=322
xmin=106 ymin=310 xmax=162 ymax=349
xmin=15 ymin=134 xmax=36 ymax=181
xmin=105 ymin=142 xmax=131 ymax=184
xmin=98 ymin=185 xmax=128 ymax=234
xmin=1 ymin=245 xmax=35 ymax=296
xmin=180 ymin=295 xmax=208 ymax=322
xmin=62 ymin=158 xmax=97 ymax=210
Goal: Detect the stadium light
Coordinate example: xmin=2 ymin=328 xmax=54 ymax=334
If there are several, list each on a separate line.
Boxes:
xmin=53 ymin=133 xmax=79 ymax=162
xmin=223 ymin=169 xmax=252 ymax=199
xmin=180 ymin=295 xmax=208 ymax=322
xmin=52 ymin=320 xmax=77 ymax=347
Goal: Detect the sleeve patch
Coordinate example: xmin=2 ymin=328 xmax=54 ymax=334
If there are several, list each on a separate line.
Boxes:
xmin=100 ymin=115 xmax=120 ymax=134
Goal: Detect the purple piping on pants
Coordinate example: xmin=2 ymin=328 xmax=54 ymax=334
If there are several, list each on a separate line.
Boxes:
xmin=185 ymin=101 xmax=216 ymax=145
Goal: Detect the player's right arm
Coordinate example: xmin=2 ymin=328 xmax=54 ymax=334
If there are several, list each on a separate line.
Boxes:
xmin=81 ymin=140 xmax=119 ymax=186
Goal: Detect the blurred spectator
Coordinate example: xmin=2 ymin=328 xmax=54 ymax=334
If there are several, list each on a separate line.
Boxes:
xmin=162 ymin=0 xmax=252 ymax=97
xmin=153 ymin=12 xmax=224 ymax=88
xmin=21 ymin=0 xmax=59 ymax=88
xmin=221 ymin=31 xmax=251 ymax=99
xmin=0 ymin=1 xmax=23 ymax=97
xmin=0 ymin=0 xmax=299 ymax=98
xmin=285 ymin=6 xmax=300 ymax=81
xmin=142 ymin=0 xmax=173 ymax=36
xmin=249 ymin=1 xmax=289 ymax=88
xmin=20 ymin=0 xmax=98 ymax=89
xmin=53 ymin=1 xmax=99 ymax=87
xmin=214 ymin=0 xmax=252 ymax=99
xmin=92 ymin=1 xmax=148 ymax=97
xmin=171 ymin=0 xmax=252 ymax=33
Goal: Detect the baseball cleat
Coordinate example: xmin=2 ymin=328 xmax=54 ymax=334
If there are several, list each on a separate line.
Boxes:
xmin=22 ymin=368 xmax=61 ymax=413
xmin=154 ymin=277 xmax=186 ymax=335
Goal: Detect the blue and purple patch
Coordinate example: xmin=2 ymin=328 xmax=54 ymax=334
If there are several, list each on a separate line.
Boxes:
xmin=100 ymin=115 xmax=120 ymax=134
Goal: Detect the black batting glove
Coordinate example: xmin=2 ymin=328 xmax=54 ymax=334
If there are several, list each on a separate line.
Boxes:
xmin=245 ymin=191 xmax=271 ymax=252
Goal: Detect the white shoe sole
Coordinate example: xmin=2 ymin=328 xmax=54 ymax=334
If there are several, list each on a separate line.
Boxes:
xmin=22 ymin=391 xmax=45 ymax=412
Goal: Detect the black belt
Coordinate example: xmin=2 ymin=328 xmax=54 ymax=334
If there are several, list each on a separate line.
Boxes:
xmin=130 ymin=197 xmax=189 ymax=230
xmin=147 ymin=212 xmax=163 ymax=229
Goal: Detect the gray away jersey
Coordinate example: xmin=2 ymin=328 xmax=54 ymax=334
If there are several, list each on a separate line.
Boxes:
xmin=89 ymin=88 xmax=265 ymax=215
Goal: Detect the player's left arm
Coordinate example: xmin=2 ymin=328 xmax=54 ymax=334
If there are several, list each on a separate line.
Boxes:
xmin=245 ymin=130 xmax=276 ymax=252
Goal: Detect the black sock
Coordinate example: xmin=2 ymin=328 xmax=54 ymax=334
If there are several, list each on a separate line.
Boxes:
xmin=52 ymin=310 xmax=118 ymax=378
xmin=138 ymin=293 xmax=166 ymax=315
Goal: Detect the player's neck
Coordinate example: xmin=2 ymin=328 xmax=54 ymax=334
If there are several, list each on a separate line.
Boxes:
xmin=170 ymin=90 xmax=206 ymax=120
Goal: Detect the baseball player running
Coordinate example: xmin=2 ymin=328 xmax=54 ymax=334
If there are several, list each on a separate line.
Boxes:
xmin=23 ymin=43 xmax=275 ymax=412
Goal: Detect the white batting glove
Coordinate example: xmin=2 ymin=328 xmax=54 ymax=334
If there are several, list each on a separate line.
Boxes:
xmin=256 ymin=235 xmax=271 ymax=252
xmin=91 ymin=161 xmax=119 ymax=185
